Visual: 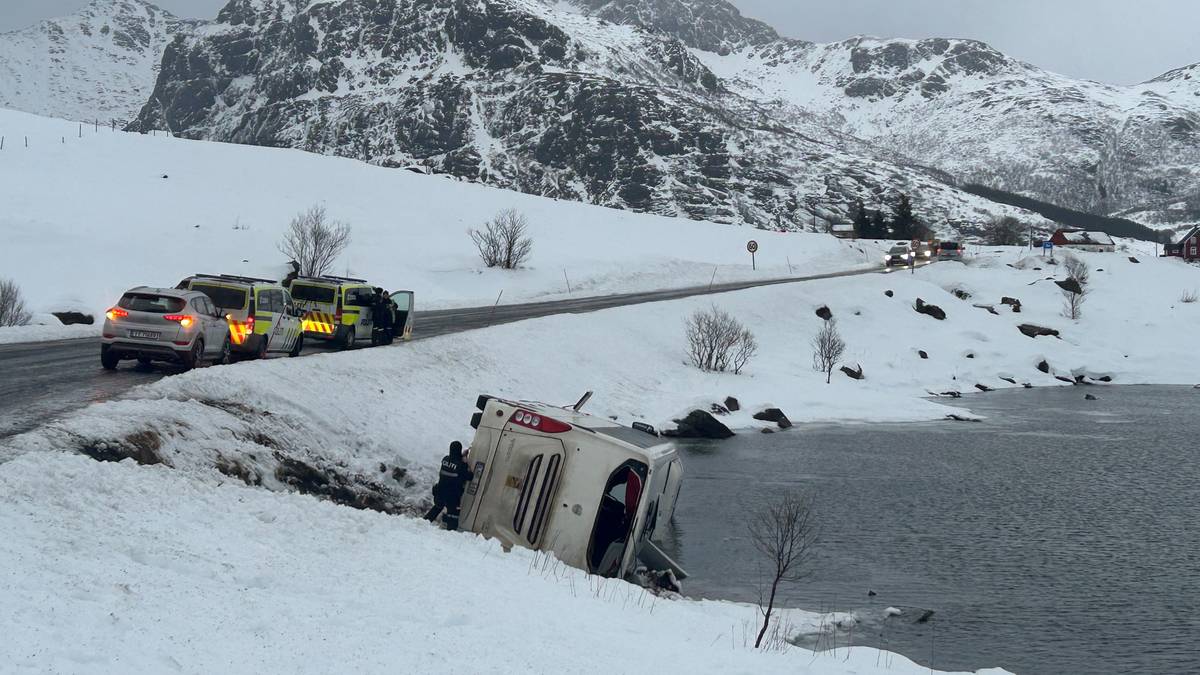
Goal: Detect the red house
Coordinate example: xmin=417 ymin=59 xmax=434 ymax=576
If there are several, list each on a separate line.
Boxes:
xmin=1049 ymin=229 xmax=1116 ymax=252
xmin=1165 ymin=226 xmax=1200 ymax=261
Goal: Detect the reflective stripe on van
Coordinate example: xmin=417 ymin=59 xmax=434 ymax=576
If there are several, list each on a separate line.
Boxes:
xmin=302 ymin=311 xmax=337 ymax=335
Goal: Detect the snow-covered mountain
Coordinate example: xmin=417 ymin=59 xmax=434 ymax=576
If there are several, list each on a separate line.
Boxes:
xmin=697 ymin=37 xmax=1200 ymax=228
xmin=127 ymin=0 xmax=1039 ymax=231
xmin=0 ymin=0 xmax=200 ymax=124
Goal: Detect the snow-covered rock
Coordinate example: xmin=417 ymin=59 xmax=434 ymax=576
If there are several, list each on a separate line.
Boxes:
xmin=0 ymin=0 xmax=201 ymax=123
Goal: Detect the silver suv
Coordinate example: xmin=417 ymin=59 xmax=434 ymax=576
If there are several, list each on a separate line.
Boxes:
xmin=100 ymin=287 xmax=231 ymax=370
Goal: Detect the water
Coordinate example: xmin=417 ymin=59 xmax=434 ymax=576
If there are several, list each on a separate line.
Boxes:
xmin=661 ymin=386 xmax=1200 ymax=674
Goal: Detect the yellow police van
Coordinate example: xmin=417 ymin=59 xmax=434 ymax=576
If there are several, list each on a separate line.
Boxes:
xmin=288 ymin=276 xmax=414 ymax=348
xmin=177 ymin=274 xmax=304 ymax=359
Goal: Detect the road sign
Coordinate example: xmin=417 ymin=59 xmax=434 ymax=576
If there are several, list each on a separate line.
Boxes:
xmin=747 ymin=240 xmax=759 ymax=253
xmin=1042 ymin=241 xmax=1054 ymax=251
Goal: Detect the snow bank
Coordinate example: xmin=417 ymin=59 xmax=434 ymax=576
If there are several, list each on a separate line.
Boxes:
xmin=0 ymin=321 xmax=98 ymax=344
xmin=0 ymin=451 xmax=1006 ymax=674
xmin=0 ymin=108 xmax=877 ymax=319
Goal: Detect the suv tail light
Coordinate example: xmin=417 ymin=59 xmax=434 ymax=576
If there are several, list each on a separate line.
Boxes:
xmin=510 ymin=409 xmax=571 ymax=434
xmin=163 ymin=314 xmax=195 ymax=328
xmin=106 ymin=307 xmax=128 ymax=320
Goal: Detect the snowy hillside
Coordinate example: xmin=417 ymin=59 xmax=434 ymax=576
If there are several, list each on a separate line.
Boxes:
xmin=0 ymin=0 xmax=198 ymax=123
xmin=126 ymin=0 xmax=1042 ymax=233
xmin=695 ymin=37 xmax=1200 ymax=228
xmin=0 ymin=107 xmax=878 ymax=320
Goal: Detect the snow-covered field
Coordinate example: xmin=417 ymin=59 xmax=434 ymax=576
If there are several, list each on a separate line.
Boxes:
xmin=3 ymin=218 xmax=1196 ymax=674
xmin=0 ymin=108 xmax=877 ymax=326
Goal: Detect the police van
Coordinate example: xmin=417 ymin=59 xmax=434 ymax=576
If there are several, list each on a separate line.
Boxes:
xmin=458 ymin=393 xmax=687 ymax=581
xmin=177 ymin=274 xmax=304 ymax=359
xmin=289 ymin=276 xmax=414 ymax=348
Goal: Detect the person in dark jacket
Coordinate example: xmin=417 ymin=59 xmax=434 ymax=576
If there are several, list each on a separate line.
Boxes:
xmin=424 ymin=441 xmax=475 ymax=530
xmin=371 ymin=287 xmax=395 ymax=345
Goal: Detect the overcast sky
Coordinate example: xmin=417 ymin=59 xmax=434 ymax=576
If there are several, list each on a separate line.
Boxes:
xmin=1 ymin=0 xmax=1195 ymax=84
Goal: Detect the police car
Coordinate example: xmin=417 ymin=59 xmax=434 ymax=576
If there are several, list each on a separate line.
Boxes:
xmin=100 ymin=287 xmax=232 ymax=370
xmin=176 ymin=274 xmax=304 ymax=359
xmin=288 ymin=276 xmax=415 ymax=348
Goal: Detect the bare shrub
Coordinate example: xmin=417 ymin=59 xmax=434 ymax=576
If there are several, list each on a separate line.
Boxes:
xmin=0 ymin=278 xmax=33 ymax=327
xmin=985 ymin=216 xmax=1026 ymax=246
xmin=748 ymin=492 xmax=819 ymax=649
xmin=1061 ymin=253 xmax=1090 ymax=320
xmin=811 ymin=318 xmax=847 ymax=384
xmin=685 ymin=306 xmax=758 ymax=374
xmin=278 ymin=205 xmax=352 ymax=277
xmin=470 ymin=209 xmax=533 ymax=269
xmin=1179 ymin=289 xmax=1198 ymax=304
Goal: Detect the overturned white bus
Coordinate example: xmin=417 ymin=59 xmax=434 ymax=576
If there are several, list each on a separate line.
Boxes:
xmin=459 ymin=393 xmax=686 ymax=581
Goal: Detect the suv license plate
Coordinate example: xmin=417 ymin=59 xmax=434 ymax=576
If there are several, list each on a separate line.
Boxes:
xmin=129 ymin=330 xmax=160 ymax=339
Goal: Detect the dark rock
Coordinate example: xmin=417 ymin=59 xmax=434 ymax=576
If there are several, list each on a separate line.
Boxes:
xmin=760 ymin=428 xmax=775 ymax=434
xmin=1096 ymin=268 xmax=1104 ymax=272
xmin=1037 ymin=360 xmax=1051 ymax=373
xmin=1019 ymin=324 xmax=1060 ymax=339
xmin=973 ymin=303 xmax=999 ymax=315
xmin=753 ymin=408 xmax=792 ymax=429
xmin=965 ymin=352 xmax=975 ymax=359
xmin=1085 ymin=394 xmax=1099 ymax=401
xmin=51 ymin=311 xmax=95 ymax=325
xmin=723 ymin=396 xmax=741 ymax=412
xmin=1000 ymin=376 xmax=1017 ymax=384
xmin=885 ymin=290 xmax=894 ymax=298
xmin=946 ymin=414 xmax=980 ymax=422
xmin=840 ymin=363 xmax=865 ymax=380
xmin=1001 ymin=297 xmax=1022 ymax=313
xmin=1023 ymin=383 xmax=1033 ymax=388
xmin=975 ymin=383 xmax=992 ymax=392
xmin=1095 ymin=375 xmax=1113 ymax=383
xmin=939 ymin=391 xmax=962 ymax=398
xmin=709 ymin=403 xmax=730 ymax=416
xmin=918 ymin=350 xmax=929 ymax=359
xmin=1128 ymin=257 xmax=1140 ymax=264
xmin=867 ymin=589 xmax=877 ymax=597
xmin=1055 ymin=375 xmax=1076 ymax=384
xmin=815 ymin=305 xmax=833 ymax=321
xmin=663 ymin=410 xmax=734 ymax=439
xmin=916 ymin=610 xmax=936 ymax=623
xmin=1055 ymin=278 xmax=1084 ymax=295
xmin=952 ymin=288 xmax=971 ymax=300
xmin=913 ymin=298 xmax=946 ymax=320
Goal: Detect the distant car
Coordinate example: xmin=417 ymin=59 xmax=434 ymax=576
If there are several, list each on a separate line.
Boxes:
xmin=916 ymin=242 xmax=935 ymax=260
xmin=884 ymin=245 xmax=913 ymax=267
xmin=100 ymin=287 xmax=231 ymax=370
xmin=937 ymin=241 xmax=963 ymax=260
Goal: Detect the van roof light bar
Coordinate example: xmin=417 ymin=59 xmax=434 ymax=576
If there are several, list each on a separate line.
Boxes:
xmin=318 ymin=275 xmax=369 ymax=283
xmin=193 ymin=273 xmax=278 ymax=284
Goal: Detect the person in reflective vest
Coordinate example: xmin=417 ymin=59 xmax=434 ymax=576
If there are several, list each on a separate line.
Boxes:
xmin=424 ymin=441 xmax=474 ymax=530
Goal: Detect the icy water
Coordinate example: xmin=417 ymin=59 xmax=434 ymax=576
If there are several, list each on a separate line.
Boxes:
xmin=661 ymin=386 xmax=1200 ymax=675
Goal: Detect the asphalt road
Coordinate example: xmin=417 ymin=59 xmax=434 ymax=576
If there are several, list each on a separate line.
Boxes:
xmin=0 ymin=266 xmax=883 ymax=440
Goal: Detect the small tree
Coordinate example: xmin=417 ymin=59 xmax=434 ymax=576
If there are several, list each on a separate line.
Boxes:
xmin=748 ymin=492 xmax=818 ymax=649
xmin=0 ymin=278 xmax=33 ymax=327
xmin=1061 ymin=253 xmax=1090 ymax=320
xmin=986 ymin=216 xmax=1026 ymax=246
xmin=685 ymin=306 xmax=758 ymax=374
xmin=852 ymin=201 xmax=870 ymax=238
xmin=277 ymin=205 xmax=352 ymax=277
xmin=470 ymin=209 xmax=534 ymax=269
xmin=891 ymin=193 xmax=915 ymax=240
xmin=869 ymin=210 xmax=888 ymax=239
xmin=811 ymin=318 xmax=846 ymax=384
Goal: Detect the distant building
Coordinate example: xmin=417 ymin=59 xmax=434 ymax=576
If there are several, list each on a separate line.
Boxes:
xmin=830 ymin=223 xmax=856 ymax=239
xmin=1049 ymin=229 xmax=1116 ymax=252
xmin=1164 ymin=225 xmax=1200 ymax=261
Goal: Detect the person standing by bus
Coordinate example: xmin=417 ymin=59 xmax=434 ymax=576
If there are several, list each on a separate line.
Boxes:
xmin=424 ymin=441 xmax=474 ymax=530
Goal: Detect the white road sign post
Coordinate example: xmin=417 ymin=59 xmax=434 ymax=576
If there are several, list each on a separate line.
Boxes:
xmin=747 ymin=240 xmax=758 ymax=270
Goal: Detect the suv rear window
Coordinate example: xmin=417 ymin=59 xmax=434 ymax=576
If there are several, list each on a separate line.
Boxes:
xmin=291 ymin=283 xmax=336 ymax=303
xmin=118 ymin=293 xmax=185 ymax=313
xmin=191 ymin=283 xmax=249 ymax=310
xmin=940 ymin=242 xmax=960 ymax=250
